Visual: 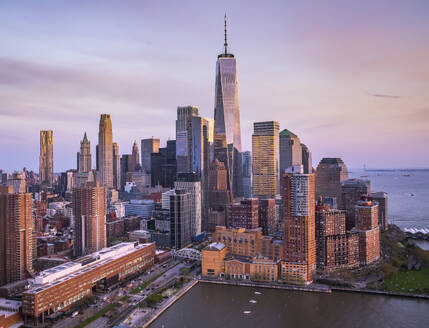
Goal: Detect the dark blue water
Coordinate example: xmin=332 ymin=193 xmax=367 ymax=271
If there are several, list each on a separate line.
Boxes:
xmin=150 ymin=283 xmax=429 ymax=328
xmin=349 ymin=169 xmax=429 ymax=230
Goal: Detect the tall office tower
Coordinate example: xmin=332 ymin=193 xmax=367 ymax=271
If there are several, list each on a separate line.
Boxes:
xmin=279 ymin=129 xmax=302 ymax=176
xmin=163 ymin=140 xmax=177 ymax=188
xmin=97 ymin=114 xmax=114 ymax=188
xmin=0 ymin=186 xmax=34 ymax=285
xmin=371 ymin=192 xmax=388 ymax=231
xmin=175 ymin=173 xmax=202 ymax=237
xmin=354 ymin=197 xmax=380 ymax=265
xmin=150 ymin=153 xmax=165 ymax=187
xmin=77 ymin=132 xmax=92 ymax=173
xmin=120 ymin=154 xmax=131 ymax=190
xmin=73 ymin=184 xmax=106 ymax=257
xmin=95 ymin=145 xmax=99 ymax=171
xmin=131 ymin=141 xmax=141 ymax=171
xmin=203 ymin=118 xmax=214 ymax=145
xmin=282 ymin=166 xmax=316 ymax=283
xmin=229 ymin=198 xmax=259 ymax=229
xmin=189 ymin=116 xmax=209 ymax=174
xmin=315 ymin=158 xmax=348 ymax=203
xmin=207 ymin=160 xmax=233 ymax=231
xmin=170 ymin=189 xmax=191 ymax=249
xmin=200 ymin=119 xmax=211 ymax=225
xmin=340 ymin=179 xmax=371 ymax=230
xmin=112 ymin=142 xmax=120 ymax=190
xmin=242 ymin=151 xmax=252 ymax=198
xmin=301 ymin=144 xmax=312 ymax=174
xmin=176 ymin=106 xmax=199 ymax=173
xmin=258 ymin=198 xmax=276 ymax=235
xmin=141 ymin=138 xmax=160 ymax=173
xmin=213 ymin=16 xmax=243 ymax=198
xmin=39 ymin=130 xmax=53 ymax=185
xmin=252 ymin=121 xmax=280 ymax=198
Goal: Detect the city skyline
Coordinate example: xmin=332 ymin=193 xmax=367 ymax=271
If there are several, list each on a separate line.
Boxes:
xmin=1 ymin=0 xmax=429 ymax=172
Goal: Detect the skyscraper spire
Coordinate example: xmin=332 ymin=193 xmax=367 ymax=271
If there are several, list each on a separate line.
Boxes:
xmin=224 ymin=13 xmax=228 ymax=54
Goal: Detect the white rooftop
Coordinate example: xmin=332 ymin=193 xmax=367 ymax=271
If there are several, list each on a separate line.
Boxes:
xmin=28 ymin=242 xmax=153 ymax=293
xmin=205 ymin=242 xmax=225 ymax=251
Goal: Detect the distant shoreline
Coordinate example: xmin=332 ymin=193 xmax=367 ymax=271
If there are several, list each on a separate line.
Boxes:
xmin=365 ymin=169 xmax=429 ymax=172
xmin=350 ymin=168 xmax=429 ymax=172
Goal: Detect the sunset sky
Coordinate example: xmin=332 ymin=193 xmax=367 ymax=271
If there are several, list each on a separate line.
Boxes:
xmin=1 ymin=0 xmax=428 ymax=172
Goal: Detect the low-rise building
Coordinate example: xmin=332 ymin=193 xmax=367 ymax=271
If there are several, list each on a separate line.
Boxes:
xmin=0 ymin=298 xmax=22 ymax=328
xmin=22 ymin=242 xmax=155 ymax=325
xmin=201 ymin=243 xmax=227 ymax=277
xmin=249 ymin=256 xmax=279 ymax=282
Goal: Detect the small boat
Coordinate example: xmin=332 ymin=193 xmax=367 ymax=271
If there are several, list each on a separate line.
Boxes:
xmin=254 ymin=291 xmax=262 ymax=295
xmin=243 ymin=311 xmax=252 ymax=314
xmin=249 ymin=299 xmax=257 ymax=304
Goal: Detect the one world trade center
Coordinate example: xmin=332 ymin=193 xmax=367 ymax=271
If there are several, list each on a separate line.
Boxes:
xmin=213 ymin=15 xmax=243 ymax=197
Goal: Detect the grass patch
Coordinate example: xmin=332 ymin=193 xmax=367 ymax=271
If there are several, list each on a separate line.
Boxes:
xmin=146 ymin=293 xmax=164 ymax=306
xmin=120 ymin=295 xmax=130 ymax=302
xmin=74 ymin=302 xmax=120 ymax=328
xmin=381 ymin=267 xmax=429 ymax=294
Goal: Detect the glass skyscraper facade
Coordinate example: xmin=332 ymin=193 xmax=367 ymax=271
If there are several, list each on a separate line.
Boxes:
xmin=213 ymin=18 xmax=242 ymax=197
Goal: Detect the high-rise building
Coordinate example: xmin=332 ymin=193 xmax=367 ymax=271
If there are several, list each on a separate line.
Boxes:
xmin=189 ymin=116 xmax=206 ymax=174
xmin=170 ymin=189 xmax=191 ymax=249
xmin=112 ymin=142 xmax=120 ymax=190
xmin=213 ymin=16 xmax=243 ymax=197
xmin=141 ymin=138 xmax=160 ymax=173
xmin=301 ymin=144 xmax=312 ymax=174
xmin=97 ymin=114 xmax=113 ymax=188
xmin=77 ymin=132 xmax=91 ymax=173
xmin=315 ymin=158 xmax=348 ymax=203
xmin=242 ymin=151 xmax=252 ymax=198
xmin=315 ymin=203 xmax=359 ymax=272
xmin=175 ymin=173 xmax=202 ymax=237
xmin=282 ymin=166 xmax=316 ymax=283
xmin=7 ymin=172 xmax=27 ymax=193
xmin=207 ymin=160 xmax=232 ymax=231
xmin=150 ymin=152 xmax=165 ymax=187
xmin=353 ymin=198 xmax=380 ymax=265
xmin=131 ymin=140 xmax=140 ymax=171
xmin=120 ymin=154 xmax=131 ymax=190
xmin=176 ymin=106 xmax=199 ymax=173
xmin=371 ymin=192 xmax=388 ymax=231
xmin=39 ymin=130 xmax=53 ymax=185
xmin=279 ymin=129 xmax=302 ymax=176
xmin=252 ymin=121 xmax=280 ymax=198
xmin=258 ymin=198 xmax=276 ymax=235
xmin=73 ymin=184 xmax=106 ymax=257
xmin=340 ymin=178 xmax=371 ymax=229
xmin=0 ymin=186 xmax=34 ymax=285
xmin=229 ymin=198 xmax=259 ymax=230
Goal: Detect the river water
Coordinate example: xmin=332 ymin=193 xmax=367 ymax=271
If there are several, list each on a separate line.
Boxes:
xmin=150 ymin=283 xmax=429 ymax=328
xmin=349 ymin=169 xmax=429 ymax=230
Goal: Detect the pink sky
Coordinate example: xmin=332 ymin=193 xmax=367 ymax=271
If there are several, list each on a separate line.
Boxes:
xmin=0 ymin=0 xmax=428 ymax=172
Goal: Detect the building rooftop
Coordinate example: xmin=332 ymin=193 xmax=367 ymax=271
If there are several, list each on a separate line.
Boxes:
xmin=342 ymin=178 xmax=370 ymax=187
xmin=204 ymin=242 xmax=225 ymax=251
xmin=279 ymin=129 xmax=298 ymax=138
xmin=0 ymin=298 xmax=21 ymax=311
xmin=27 ymin=242 xmax=153 ymax=294
xmin=319 ymin=158 xmax=345 ymax=165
